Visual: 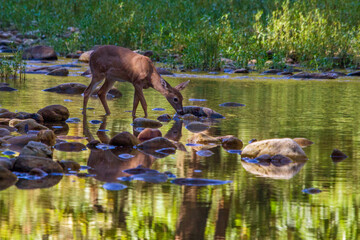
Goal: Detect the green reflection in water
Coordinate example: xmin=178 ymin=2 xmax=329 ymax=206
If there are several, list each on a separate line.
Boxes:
xmin=1 ymin=59 xmax=360 ymax=239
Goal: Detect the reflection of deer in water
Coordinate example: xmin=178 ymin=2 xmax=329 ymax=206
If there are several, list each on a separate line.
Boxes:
xmin=83 ymin=115 xmax=157 ymax=182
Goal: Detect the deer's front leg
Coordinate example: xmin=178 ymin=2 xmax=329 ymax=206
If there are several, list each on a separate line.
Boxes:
xmin=134 ymin=86 xmax=148 ymax=118
xmin=132 ymin=92 xmax=140 ymax=117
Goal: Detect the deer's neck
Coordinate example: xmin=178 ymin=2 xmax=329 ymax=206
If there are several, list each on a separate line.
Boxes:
xmin=151 ymin=75 xmax=169 ymax=96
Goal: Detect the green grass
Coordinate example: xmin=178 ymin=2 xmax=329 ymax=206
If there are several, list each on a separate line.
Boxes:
xmin=1 ymin=0 xmax=359 ymax=71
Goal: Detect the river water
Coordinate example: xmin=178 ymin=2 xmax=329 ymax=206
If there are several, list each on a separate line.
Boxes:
xmin=1 ymin=58 xmax=360 ymax=239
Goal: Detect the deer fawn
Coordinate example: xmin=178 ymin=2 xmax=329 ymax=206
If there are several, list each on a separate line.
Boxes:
xmin=83 ymin=45 xmax=189 ymax=117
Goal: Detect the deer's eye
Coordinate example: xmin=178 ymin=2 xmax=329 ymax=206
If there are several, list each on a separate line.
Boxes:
xmin=173 ymin=97 xmax=179 ymax=103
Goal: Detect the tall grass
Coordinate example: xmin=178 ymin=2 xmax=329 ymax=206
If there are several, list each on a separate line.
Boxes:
xmin=0 ymin=51 xmax=26 ymax=81
xmin=1 ymin=0 xmax=359 ymax=70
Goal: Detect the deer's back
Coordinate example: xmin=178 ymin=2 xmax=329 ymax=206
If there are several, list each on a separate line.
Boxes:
xmin=89 ymin=45 xmax=154 ymax=82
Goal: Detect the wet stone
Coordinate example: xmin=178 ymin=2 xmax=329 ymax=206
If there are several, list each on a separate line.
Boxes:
xmin=89 ymin=120 xmax=102 ymax=124
xmin=196 ymin=150 xmax=214 ymax=157
xmin=185 ymin=122 xmax=209 ymax=133
xmin=0 ymin=166 xmax=18 ymax=191
xmin=103 ymin=182 xmax=127 ymax=191
xmin=132 ymin=118 xmax=162 ymax=128
xmin=331 ymin=149 xmax=348 ymax=163
xmin=58 ymin=160 xmax=81 ymax=172
xmin=131 ymin=172 xmax=168 ymax=183
xmin=302 ymin=188 xmax=322 ymax=194
xmin=118 ymin=154 xmax=135 ymax=159
xmin=138 ymin=128 xmax=162 ymax=142
xmin=219 ymin=102 xmax=245 ymax=107
xmin=0 ymin=86 xmax=17 ymax=92
xmin=123 ymin=165 xmax=159 ymax=175
xmin=293 ymin=138 xmax=314 ymax=148
xmin=65 ymin=117 xmax=81 ymax=123
xmin=109 ymin=132 xmax=139 ymax=147
xmin=157 ymin=114 xmax=172 ymax=122
xmin=171 ymin=178 xmax=232 ymax=186
xmin=270 ymin=154 xmax=293 ymax=167
xmin=54 ymin=142 xmax=87 ymax=152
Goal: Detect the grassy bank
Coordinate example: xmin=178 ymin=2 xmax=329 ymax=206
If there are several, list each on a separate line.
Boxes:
xmin=1 ymin=0 xmax=360 ymax=70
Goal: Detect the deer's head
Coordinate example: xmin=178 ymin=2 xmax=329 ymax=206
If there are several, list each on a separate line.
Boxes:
xmin=161 ymin=79 xmax=190 ymax=115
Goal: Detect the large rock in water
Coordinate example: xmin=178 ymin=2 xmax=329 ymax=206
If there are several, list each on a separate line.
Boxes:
xmin=137 ymin=128 xmax=162 ymax=142
xmin=43 ymin=83 xmax=87 ymax=94
xmin=181 ymin=106 xmax=224 ymax=118
xmin=0 ymin=166 xmax=18 ymax=190
xmin=19 ymin=141 xmax=53 ymax=159
xmin=109 ymin=132 xmax=139 ymax=147
xmin=241 ymin=138 xmax=307 ymax=160
xmin=132 ymin=118 xmax=162 ymax=128
xmin=13 ymin=156 xmax=63 ymax=173
xmin=37 ymin=105 xmax=70 ymax=122
xmin=22 ymin=45 xmax=58 ymax=60
xmin=11 ymin=119 xmax=48 ymax=133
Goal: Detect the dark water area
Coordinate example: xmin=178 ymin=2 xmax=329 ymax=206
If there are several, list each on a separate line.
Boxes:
xmin=1 ymin=58 xmax=360 ymax=239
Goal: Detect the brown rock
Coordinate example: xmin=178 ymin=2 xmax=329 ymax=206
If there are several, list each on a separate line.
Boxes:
xmin=37 ymin=105 xmax=70 ymax=122
xmin=46 ymin=67 xmax=69 ymax=76
xmin=58 ymin=160 xmax=80 ymax=172
xmin=138 ymin=128 xmax=162 ymax=142
xmin=37 ymin=130 xmax=56 ymax=146
xmin=242 ymin=138 xmax=307 ymax=160
xmin=12 ymin=119 xmax=48 ymax=133
xmin=22 ymin=45 xmax=58 ymax=60
xmin=13 ymin=156 xmax=63 ymax=173
xmin=54 ymin=142 xmax=86 ymax=152
xmin=6 ymin=134 xmax=38 ymax=147
xmin=0 ymin=166 xmax=18 ymax=190
xmin=234 ymin=68 xmax=249 ymax=73
xmin=292 ymin=72 xmax=338 ymax=79
xmin=19 ymin=141 xmax=53 ymax=159
xmin=133 ymin=118 xmax=162 ymax=128
xmin=0 ymin=112 xmax=16 ymax=118
xmin=137 ymin=137 xmax=176 ymax=150
xmin=0 ymin=128 xmax=11 ymax=137
xmin=219 ymin=136 xmax=243 ymax=150
xmin=43 ymin=82 xmax=87 ymax=94
xmin=185 ymin=121 xmax=209 ymax=133
xmin=0 ymin=157 xmax=14 ymax=170
xmin=109 ymin=132 xmax=139 ymax=147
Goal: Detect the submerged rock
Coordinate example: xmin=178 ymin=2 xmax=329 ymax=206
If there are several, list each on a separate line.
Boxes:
xmin=37 ymin=105 xmax=70 ymax=122
xmin=0 ymin=86 xmax=17 ymax=91
xmin=22 ymin=45 xmax=57 ymax=60
xmin=15 ymin=175 xmax=62 ymax=189
xmin=347 ymin=71 xmax=360 ymax=76
xmin=123 ymin=165 xmax=159 ymax=175
xmin=0 ymin=128 xmax=11 ymax=137
xmin=157 ymin=114 xmax=172 ymax=122
xmin=133 ymin=118 xmax=163 ymax=128
xmin=292 ymin=72 xmax=338 ymax=79
xmin=54 ymin=142 xmax=86 ymax=152
xmin=196 ymin=149 xmax=214 ymax=157
xmin=46 ymin=67 xmax=69 ymax=76
xmin=12 ymin=119 xmax=48 ymax=133
xmin=19 ymin=141 xmax=52 ymax=159
xmin=58 ymin=160 xmax=81 ymax=172
xmin=241 ymin=138 xmax=307 ymax=160
xmin=180 ymin=106 xmax=224 ymax=118
xmin=218 ymin=136 xmax=243 ymax=150
xmin=219 ymin=102 xmax=245 ymax=107
xmin=185 ymin=121 xmax=209 ymax=133
xmin=37 ymin=129 xmax=56 ymax=146
xmin=109 ymin=132 xmax=139 ymax=147
xmin=234 ymin=68 xmax=249 ymax=73
xmin=302 ymin=188 xmax=322 ymax=194
xmin=331 ymin=149 xmax=348 ymax=163
xmin=131 ymin=172 xmax=168 ymax=183
xmin=43 ymin=83 xmax=87 ymax=94
xmin=0 ymin=166 xmax=18 ymax=191
xmin=270 ymin=154 xmax=293 ymax=166
xmin=13 ymin=156 xmax=63 ymax=173
xmin=102 ymin=182 xmax=127 ymax=191
xmin=171 ymin=178 xmax=232 ymax=186
xmin=136 ymin=137 xmax=176 ymax=150
xmin=137 ymin=128 xmax=162 ymax=142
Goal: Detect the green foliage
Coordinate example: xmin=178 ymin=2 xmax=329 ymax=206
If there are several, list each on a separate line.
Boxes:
xmin=1 ymin=0 xmax=360 ymax=70
xmin=0 ymin=51 xmax=26 ymax=81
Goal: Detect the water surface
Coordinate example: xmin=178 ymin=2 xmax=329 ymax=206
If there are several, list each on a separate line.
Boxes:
xmin=1 ymin=59 xmax=360 ymax=239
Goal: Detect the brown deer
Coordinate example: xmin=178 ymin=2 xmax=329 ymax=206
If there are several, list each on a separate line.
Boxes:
xmin=83 ymin=45 xmax=189 ymax=117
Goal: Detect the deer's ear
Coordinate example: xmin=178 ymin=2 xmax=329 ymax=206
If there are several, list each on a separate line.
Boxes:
xmin=160 ymin=78 xmax=171 ymax=90
xmin=174 ymin=80 xmax=190 ymax=91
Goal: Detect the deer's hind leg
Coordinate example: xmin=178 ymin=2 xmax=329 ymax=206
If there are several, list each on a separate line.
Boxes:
xmin=97 ymin=78 xmax=116 ymax=115
xmin=83 ymin=74 xmax=105 ymax=114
